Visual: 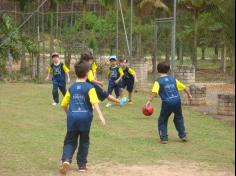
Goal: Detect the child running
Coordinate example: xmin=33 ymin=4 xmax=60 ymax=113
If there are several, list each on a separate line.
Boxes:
xmin=106 ymin=55 xmax=124 ymax=108
xmin=79 ymin=53 xmax=128 ymax=107
xmin=146 ymin=61 xmax=192 ymax=144
xmin=46 ymin=52 xmax=70 ymax=106
xmin=59 ymin=61 xmax=105 ymax=174
xmin=120 ymin=58 xmax=138 ymax=104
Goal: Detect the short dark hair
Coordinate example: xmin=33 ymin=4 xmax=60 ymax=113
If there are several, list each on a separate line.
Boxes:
xmin=74 ymin=61 xmax=90 ymax=78
xmin=157 ymin=61 xmax=170 ymax=73
xmin=80 ymin=53 xmax=93 ymax=62
xmin=119 ymin=58 xmax=128 ymax=63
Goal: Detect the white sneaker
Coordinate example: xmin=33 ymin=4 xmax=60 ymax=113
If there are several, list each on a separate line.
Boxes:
xmin=59 ymin=161 xmax=70 ymax=174
xmin=105 ymin=102 xmax=112 ymax=108
xmin=52 ymin=102 xmax=58 ymax=106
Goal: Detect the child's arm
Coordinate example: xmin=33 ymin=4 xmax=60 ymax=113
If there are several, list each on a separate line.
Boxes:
xmin=176 ymin=80 xmax=192 ymax=100
xmin=115 ymin=68 xmax=124 ymax=84
xmin=93 ymin=103 xmax=106 ymax=126
xmin=66 ymin=73 xmax=70 ymax=83
xmin=146 ymin=93 xmax=156 ymax=107
xmin=89 ymin=88 xmax=106 ymax=126
xmin=45 ymin=71 xmax=50 ymax=81
xmin=61 ymin=91 xmax=70 ymax=113
xmin=146 ymin=81 xmax=160 ymax=107
xmin=88 ymin=70 xmax=104 ymax=86
xmin=184 ymin=88 xmax=192 ymax=100
xmin=45 ymin=66 xmax=52 ymax=80
xmin=92 ymin=79 xmax=104 ymax=86
xmin=63 ymin=64 xmax=70 ymax=83
xmin=128 ymin=68 xmax=138 ymax=82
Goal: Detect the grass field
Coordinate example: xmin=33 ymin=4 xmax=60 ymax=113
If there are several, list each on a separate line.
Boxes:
xmin=0 ymin=83 xmax=235 ymax=176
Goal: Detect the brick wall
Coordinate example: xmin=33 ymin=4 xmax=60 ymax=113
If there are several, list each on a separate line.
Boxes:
xmin=182 ymin=84 xmax=207 ymax=105
xmin=217 ymin=94 xmax=235 ymax=116
xmin=175 ymin=65 xmax=195 ymax=85
xmin=132 ymin=59 xmax=148 ymax=91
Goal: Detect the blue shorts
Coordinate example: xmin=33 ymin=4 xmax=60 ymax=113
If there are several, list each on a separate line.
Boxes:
xmin=121 ymin=79 xmax=134 ymax=93
xmin=108 ymin=81 xmax=121 ymax=98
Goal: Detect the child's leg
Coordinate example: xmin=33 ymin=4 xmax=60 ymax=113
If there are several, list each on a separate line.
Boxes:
xmin=158 ymin=104 xmax=172 ymax=141
xmin=52 ymin=83 xmax=59 ymax=103
xmin=173 ymin=104 xmax=186 ymax=139
xmin=61 ymin=131 xmax=79 ymax=163
xmin=77 ymin=131 xmax=90 ymax=167
xmin=107 ymin=95 xmax=120 ymax=104
xmin=107 ymin=81 xmax=114 ymax=96
xmin=114 ymin=84 xmax=121 ymax=99
xmin=128 ymin=92 xmax=132 ymax=102
xmin=59 ymin=82 xmax=67 ymax=96
xmin=127 ymin=79 xmax=134 ymax=102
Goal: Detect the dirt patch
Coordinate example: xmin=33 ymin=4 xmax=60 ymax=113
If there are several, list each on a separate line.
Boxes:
xmin=53 ymin=161 xmax=234 ymax=176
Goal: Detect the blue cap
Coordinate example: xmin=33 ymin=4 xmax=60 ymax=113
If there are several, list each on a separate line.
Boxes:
xmin=109 ymin=55 xmax=117 ymax=61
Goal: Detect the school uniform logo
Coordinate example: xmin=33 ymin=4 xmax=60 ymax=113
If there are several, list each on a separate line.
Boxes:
xmin=54 ymin=66 xmax=62 ymax=75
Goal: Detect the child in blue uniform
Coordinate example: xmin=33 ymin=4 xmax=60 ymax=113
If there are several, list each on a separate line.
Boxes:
xmin=59 ymin=61 xmax=105 ymax=174
xmin=79 ymin=53 xmax=128 ymax=107
xmin=46 ymin=52 xmax=70 ymax=106
xmin=106 ymin=55 xmax=124 ymax=107
xmin=146 ymin=62 xmax=192 ymax=144
xmin=120 ymin=58 xmax=137 ymax=104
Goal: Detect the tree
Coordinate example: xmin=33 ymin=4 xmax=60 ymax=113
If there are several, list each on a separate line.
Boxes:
xmin=181 ymin=0 xmax=213 ymax=68
xmin=0 ymin=14 xmax=37 ymax=77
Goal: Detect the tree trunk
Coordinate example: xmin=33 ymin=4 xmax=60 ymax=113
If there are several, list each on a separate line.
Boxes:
xmin=7 ymin=51 xmax=13 ymax=77
xmin=192 ymin=10 xmax=198 ymax=68
xmin=220 ymin=45 xmax=226 ymax=73
xmin=56 ymin=3 xmax=59 ymax=38
xmin=215 ymin=46 xmax=219 ymax=60
xmin=165 ymin=47 xmax=170 ymax=62
xmin=179 ymin=41 xmax=183 ymax=65
xmin=136 ymin=33 xmax=142 ymax=59
xmin=20 ymin=53 xmax=27 ymax=74
xmin=49 ymin=12 xmax=54 ymax=54
xmin=201 ymin=47 xmax=205 ymax=60
xmin=65 ymin=52 xmax=71 ymax=69
xmin=82 ymin=0 xmax=87 ymax=52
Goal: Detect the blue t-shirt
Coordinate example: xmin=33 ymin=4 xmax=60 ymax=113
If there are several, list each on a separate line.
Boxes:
xmin=50 ymin=63 xmax=66 ymax=83
xmin=155 ymin=76 xmax=181 ymax=103
xmin=109 ymin=66 xmax=121 ymax=81
xmin=67 ymin=82 xmax=94 ymax=131
xmin=123 ymin=67 xmax=134 ymax=81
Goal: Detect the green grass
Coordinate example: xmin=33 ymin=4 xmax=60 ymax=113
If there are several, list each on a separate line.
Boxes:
xmin=0 ymin=83 xmax=235 ymax=175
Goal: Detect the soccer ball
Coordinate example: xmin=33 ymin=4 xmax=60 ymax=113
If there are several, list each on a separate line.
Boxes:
xmin=142 ymin=105 xmax=154 ymax=116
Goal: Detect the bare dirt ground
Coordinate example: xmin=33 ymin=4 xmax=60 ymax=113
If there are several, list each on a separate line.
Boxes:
xmin=192 ymin=83 xmax=235 ymax=125
xmin=53 ymin=161 xmax=235 ymax=176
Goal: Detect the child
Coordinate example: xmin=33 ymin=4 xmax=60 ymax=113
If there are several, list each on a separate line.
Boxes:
xmin=46 ymin=52 xmax=70 ymax=106
xmin=146 ymin=61 xmax=192 ymax=144
xmin=120 ymin=58 xmax=138 ymax=104
xmin=106 ymin=55 xmax=124 ymax=107
xmin=59 ymin=61 xmax=106 ymax=174
xmin=80 ymin=53 xmax=128 ymax=107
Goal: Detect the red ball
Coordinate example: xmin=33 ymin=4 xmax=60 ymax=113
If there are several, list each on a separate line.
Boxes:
xmin=142 ymin=105 xmax=154 ymax=116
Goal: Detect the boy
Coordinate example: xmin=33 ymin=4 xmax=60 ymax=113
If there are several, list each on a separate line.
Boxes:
xmin=59 ymin=61 xmax=105 ymax=174
xmin=106 ymin=55 xmax=124 ymax=107
xmin=79 ymin=53 xmax=128 ymax=107
xmin=146 ymin=61 xmax=192 ymax=144
xmin=120 ymin=58 xmax=138 ymax=104
xmin=46 ymin=52 xmax=70 ymax=106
